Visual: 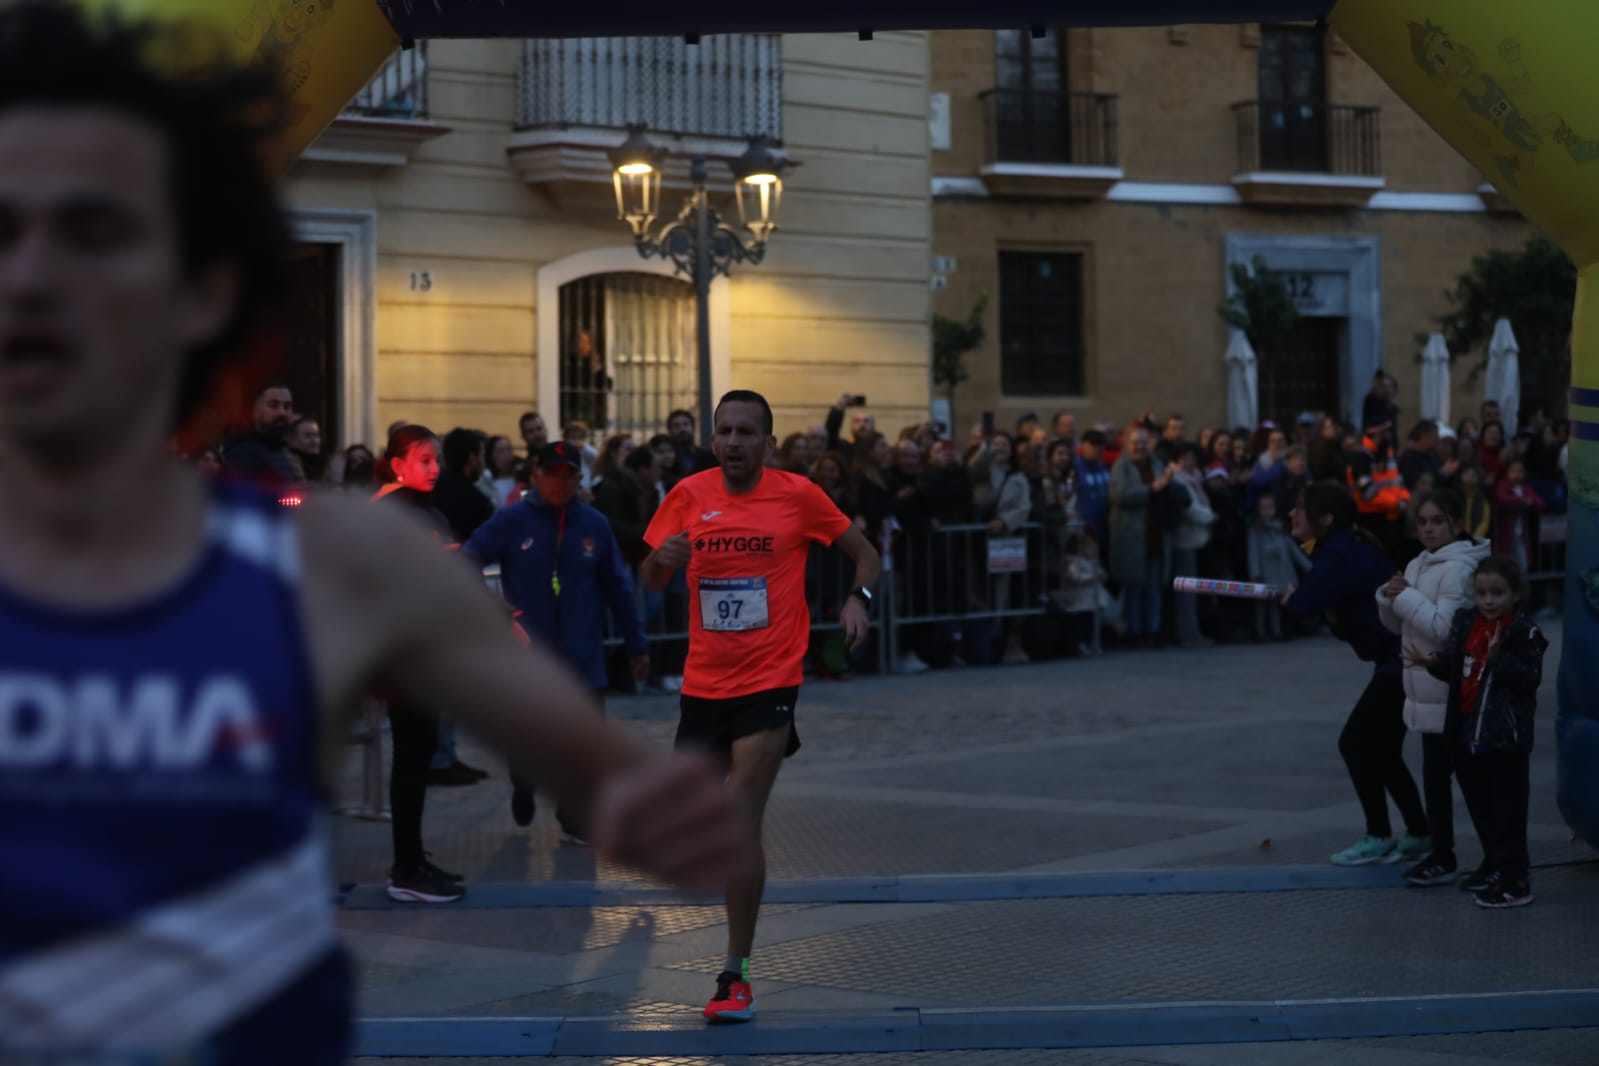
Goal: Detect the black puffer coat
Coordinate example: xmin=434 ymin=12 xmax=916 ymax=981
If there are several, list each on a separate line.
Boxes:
xmin=1427 ymin=609 xmax=1549 ymax=755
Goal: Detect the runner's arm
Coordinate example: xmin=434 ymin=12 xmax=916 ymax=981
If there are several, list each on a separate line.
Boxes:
xmin=299 ymin=498 xmax=747 ymax=889
xmin=834 ymin=525 xmax=882 ymax=596
xmin=640 ymin=486 xmax=689 ymax=592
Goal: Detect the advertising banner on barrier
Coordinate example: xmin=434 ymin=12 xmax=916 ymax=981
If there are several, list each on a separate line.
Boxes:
xmin=987 ymin=537 xmax=1027 ymax=574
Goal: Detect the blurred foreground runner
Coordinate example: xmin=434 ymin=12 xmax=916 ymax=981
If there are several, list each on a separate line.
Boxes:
xmin=0 ymin=4 xmax=749 ymax=1060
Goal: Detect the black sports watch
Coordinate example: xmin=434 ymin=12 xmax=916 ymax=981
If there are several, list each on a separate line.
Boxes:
xmin=848 ymin=586 xmax=874 ymax=608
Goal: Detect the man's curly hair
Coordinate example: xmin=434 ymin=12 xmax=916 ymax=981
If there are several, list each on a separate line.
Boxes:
xmin=0 ymin=0 xmax=292 ymax=424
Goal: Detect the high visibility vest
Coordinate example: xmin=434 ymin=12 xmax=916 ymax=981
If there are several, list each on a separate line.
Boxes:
xmin=1349 ymin=462 xmax=1409 ymax=519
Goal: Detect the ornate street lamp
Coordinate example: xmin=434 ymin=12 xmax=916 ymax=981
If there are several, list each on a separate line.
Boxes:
xmin=608 ymin=124 xmax=666 ymax=240
xmin=610 ymin=125 xmax=790 ymax=447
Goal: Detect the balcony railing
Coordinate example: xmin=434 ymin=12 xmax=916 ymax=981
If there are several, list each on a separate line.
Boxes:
xmin=979 ymin=89 xmax=1118 ymax=168
xmin=1233 ymin=100 xmax=1380 ymax=176
xmin=345 ymin=42 xmax=429 ymax=119
xmin=519 ymin=36 xmax=781 ymax=141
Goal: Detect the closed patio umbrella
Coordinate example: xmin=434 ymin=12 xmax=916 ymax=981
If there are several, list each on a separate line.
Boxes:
xmin=1419 ymin=332 xmax=1451 ymax=426
xmin=1225 ymin=328 xmax=1258 ymax=430
xmin=1485 ymin=317 xmax=1521 ymax=436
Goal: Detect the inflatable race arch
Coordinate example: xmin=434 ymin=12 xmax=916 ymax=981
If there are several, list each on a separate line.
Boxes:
xmin=79 ymin=0 xmax=1598 ymax=847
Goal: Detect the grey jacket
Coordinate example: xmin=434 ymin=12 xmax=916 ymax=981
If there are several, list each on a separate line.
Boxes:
xmin=1107 ymin=454 xmax=1165 ymax=587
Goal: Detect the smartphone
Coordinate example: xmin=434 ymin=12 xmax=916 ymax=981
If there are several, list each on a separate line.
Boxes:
xmin=846 ymin=395 xmax=868 ymax=408
xmin=981 ymin=410 xmax=995 ymax=437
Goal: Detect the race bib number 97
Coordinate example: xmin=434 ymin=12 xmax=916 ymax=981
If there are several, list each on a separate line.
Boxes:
xmin=699 ymin=577 xmax=770 ymax=632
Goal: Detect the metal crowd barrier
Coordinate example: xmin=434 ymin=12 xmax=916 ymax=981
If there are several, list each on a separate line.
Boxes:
xmin=340 ymin=699 xmax=390 ymax=822
xmin=483 ymin=521 xmax=1095 ymax=678
xmin=1529 ymin=514 xmax=1567 ymax=609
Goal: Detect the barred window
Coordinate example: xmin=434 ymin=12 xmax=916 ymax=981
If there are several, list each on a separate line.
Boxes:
xmin=999 ymin=251 xmax=1085 ymax=397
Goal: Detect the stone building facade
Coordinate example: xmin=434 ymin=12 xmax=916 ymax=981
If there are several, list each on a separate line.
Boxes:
xmin=930 ymin=23 xmax=1535 ymax=437
xmin=281 ymin=33 xmax=932 ymax=449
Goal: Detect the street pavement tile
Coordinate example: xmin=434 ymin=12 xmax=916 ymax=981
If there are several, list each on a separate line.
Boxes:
xmin=338 ymin=904 xmax=815 ymax=955
xmin=668 ymin=866 xmax=1598 ymax=1004
xmin=809 ymin=718 xmax=1355 ymax=812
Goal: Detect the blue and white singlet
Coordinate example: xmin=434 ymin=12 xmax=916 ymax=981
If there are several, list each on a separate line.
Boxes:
xmin=0 ymin=484 xmax=349 ymax=1063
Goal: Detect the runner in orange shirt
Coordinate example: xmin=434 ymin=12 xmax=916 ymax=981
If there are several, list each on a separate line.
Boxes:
xmin=643 ymin=389 xmax=880 ymax=1024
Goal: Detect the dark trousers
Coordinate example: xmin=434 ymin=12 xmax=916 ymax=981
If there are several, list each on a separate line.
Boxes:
xmin=1339 ymin=673 xmax=1427 ymax=840
xmin=387 ymin=702 xmax=438 ymax=872
xmin=1065 ymin=610 xmax=1096 ymax=652
xmin=1420 ymin=732 xmax=1460 ymax=860
xmin=512 ymin=688 xmax=606 ymax=836
xmin=1456 ymin=748 xmax=1531 ymax=883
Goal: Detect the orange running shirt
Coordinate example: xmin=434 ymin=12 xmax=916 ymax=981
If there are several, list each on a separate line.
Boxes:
xmin=645 ymin=468 xmax=853 ymax=699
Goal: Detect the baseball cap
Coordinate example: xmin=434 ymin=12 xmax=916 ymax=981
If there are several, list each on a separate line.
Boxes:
xmin=536 ymin=441 xmax=581 ymax=470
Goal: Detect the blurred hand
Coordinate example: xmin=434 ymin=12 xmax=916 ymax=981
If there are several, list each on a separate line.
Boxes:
xmin=988 ymin=518 xmax=1007 ymax=534
xmin=840 ymin=597 xmax=870 ymax=652
xmin=1279 ymin=585 xmax=1297 ymax=606
xmin=1403 ymin=644 xmax=1436 ymax=669
xmin=654 ymin=531 xmax=692 ymax=570
xmin=1383 ymin=573 xmax=1409 ymax=598
xmin=588 ymin=752 xmax=754 ymax=892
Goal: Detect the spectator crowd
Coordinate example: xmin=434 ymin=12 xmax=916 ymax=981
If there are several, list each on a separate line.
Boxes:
xmin=194 ymin=372 xmax=1571 ymax=680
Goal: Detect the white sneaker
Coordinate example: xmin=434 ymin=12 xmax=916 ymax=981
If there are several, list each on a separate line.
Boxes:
xmin=662 ymin=675 xmax=684 ymax=693
xmin=895 ymin=653 xmax=930 ymax=674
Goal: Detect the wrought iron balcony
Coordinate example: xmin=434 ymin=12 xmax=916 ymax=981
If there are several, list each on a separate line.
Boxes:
xmin=1233 ymin=100 xmax=1380 ymax=176
xmin=304 ymin=42 xmax=443 ymax=167
xmin=345 ymin=42 xmax=430 ymax=120
xmin=979 ymin=88 xmax=1118 ymax=168
xmin=518 ymin=36 xmax=782 ymax=143
xmin=975 ymin=88 xmax=1119 ymax=199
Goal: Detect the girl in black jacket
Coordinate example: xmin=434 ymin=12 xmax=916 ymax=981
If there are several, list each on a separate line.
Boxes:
xmin=1415 ymin=555 xmax=1549 ymax=909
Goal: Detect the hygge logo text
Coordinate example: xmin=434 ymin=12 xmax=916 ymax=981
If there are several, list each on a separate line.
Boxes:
xmin=0 ymin=673 xmax=273 ymax=772
xmin=694 ymin=535 xmax=775 ymax=554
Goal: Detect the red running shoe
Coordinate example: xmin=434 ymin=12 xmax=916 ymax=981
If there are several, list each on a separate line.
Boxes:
xmin=703 ymin=971 xmax=755 ymax=1023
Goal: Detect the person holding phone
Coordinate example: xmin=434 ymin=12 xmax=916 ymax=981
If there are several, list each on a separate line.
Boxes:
xmin=824 ymin=393 xmax=873 ymax=460
xmin=642 ymin=390 xmax=881 ymax=1024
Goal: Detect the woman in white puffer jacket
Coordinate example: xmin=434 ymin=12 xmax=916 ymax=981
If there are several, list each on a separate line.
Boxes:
xmin=1377 ymin=487 xmax=1489 ymax=887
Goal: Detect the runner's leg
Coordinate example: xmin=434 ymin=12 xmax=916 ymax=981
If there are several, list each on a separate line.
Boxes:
xmin=724 ymin=725 xmax=789 ymax=959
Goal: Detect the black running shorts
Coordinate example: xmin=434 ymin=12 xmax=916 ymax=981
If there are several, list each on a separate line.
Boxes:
xmin=675 ymin=686 xmax=801 ymax=759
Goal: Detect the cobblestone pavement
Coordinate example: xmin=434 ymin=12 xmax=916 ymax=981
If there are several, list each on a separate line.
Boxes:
xmin=339 ymin=623 xmax=1598 ymax=1064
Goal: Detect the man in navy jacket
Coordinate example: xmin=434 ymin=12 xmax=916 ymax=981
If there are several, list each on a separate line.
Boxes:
xmin=463 ymin=441 xmax=649 ymax=839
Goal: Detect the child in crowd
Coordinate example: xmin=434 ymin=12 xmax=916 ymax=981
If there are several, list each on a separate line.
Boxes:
xmin=1058 ymin=531 xmax=1108 ymax=656
xmin=1414 ymin=556 xmax=1548 ymax=908
xmin=563 ymin=421 xmax=601 ymax=496
xmin=1378 ymin=489 xmax=1488 ymax=887
xmin=1246 ymin=493 xmax=1309 ymax=641
xmin=1398 ymin=471 xmax=1436 ymax=567
xmin=1492 ymin=458 xmax=1546 ymax=570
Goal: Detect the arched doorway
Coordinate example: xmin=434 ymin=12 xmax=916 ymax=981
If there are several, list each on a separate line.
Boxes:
xmin=557 ymin=272 xmax=698 ymax=439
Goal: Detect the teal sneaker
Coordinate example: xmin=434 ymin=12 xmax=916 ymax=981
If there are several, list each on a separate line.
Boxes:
xmin=1331 ymin=836 xmax=1396 ymax=866
xmin=1389 ymin=834 xmax=1432 ymax=864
